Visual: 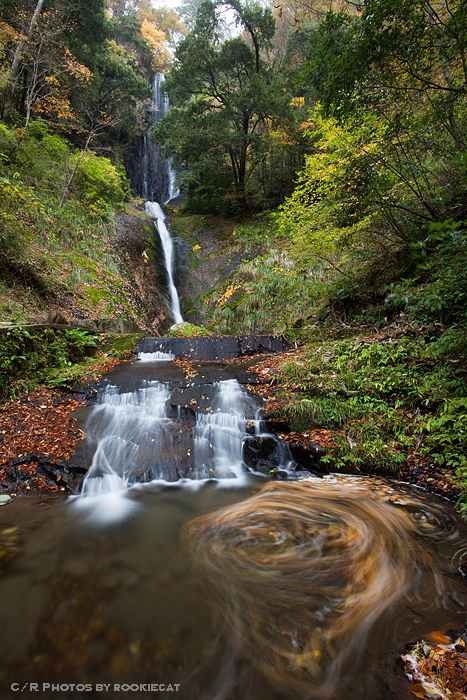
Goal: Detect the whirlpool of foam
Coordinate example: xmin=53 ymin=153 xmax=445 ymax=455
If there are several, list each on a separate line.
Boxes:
xmin=184 ymin=476 xmax=460 ymax=699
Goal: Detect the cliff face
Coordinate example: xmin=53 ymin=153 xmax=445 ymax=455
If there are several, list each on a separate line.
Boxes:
xmin=124 ymin=135 xmax=170 ymax=205
xmin=111 ymin=205 xmax=170 ymax=335
xmin=169 ymin=213 xmax=264 ymax=327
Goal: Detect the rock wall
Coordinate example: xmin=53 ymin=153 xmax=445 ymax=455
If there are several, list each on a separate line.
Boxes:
xmin=124 ymin=134 xmax=170 ymax=204
xmin=169 ymin=214 xmax=265 ymax=326
xmin=111 ymin=205 xmax=171 ymax=334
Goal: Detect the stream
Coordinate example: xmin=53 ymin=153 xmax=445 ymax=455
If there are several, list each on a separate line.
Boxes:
xmin=0 ymin=353 xmax=466 ymax=700
xmin=0 ymin=73 xmax=465 ymax=700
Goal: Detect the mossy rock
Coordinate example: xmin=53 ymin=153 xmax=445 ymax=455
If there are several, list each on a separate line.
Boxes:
xmin=167 ymin=322 xmax=211 ymax=337
xmin=99 ymin=333 xmax=145 ymax=356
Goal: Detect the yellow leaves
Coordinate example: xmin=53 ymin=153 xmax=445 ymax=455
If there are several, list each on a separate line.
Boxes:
xmin=0 ymin=21 xmax=18 ymax=47
xmin=217 ymin=284 xmax=241 ymax=307
xmin=140 ymin=19 xmax=171 ymax=72
xmin=192 ymin=244 xmax=201 ymax=252
xmin=291 ymin=96 xmax=305 ymax=107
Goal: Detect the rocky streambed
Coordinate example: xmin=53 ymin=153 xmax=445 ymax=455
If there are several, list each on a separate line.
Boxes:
xmin=0 ymin=337 xmax=466 ymax=700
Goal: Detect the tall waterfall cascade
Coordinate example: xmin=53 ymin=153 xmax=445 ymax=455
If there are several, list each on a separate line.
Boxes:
xmin=145 ymin=200 xmax=183 ymax=324
xmin=125 ymin=72 xmax=183 ymax=323
xmin=124 ymin=73 xmax=179 ymax=204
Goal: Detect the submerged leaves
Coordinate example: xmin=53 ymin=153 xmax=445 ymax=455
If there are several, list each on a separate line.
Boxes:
xmin=184 ymin=477 xmax=457 ymax=698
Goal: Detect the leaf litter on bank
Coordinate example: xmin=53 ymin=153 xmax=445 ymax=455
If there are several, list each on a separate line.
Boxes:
xmin=0 ymin=354 xmax=130 ymax=493
xmin=402 ymin=635 xmax=467 ymax=699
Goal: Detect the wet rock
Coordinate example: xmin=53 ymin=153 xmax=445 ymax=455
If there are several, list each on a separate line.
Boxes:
xmin=2 ymin=454 xmax=76 ymax=491
xmin=294 ymin=470 xmax=316 ymax=479
xmin=124 ymin=133 xmax=170 ymax=205
xmin=287 ymin=440 xmax=325 ymax=470
xmin=262 ymin=419 xmax=291 ymax=434
xmin=47 ymin=311 xmax=68 ymax=325
xmin=272 ymin=470 xmax=289 ymax=480
xmin=243 ymin=436 xmax=277 ymax=469
xmin=136 ymin=335 xmax=292 ymax=361
xmin=252 ymin=458 xmax=280 ymax=475
xmin=166 ymin=404 xmax=196 ymax=424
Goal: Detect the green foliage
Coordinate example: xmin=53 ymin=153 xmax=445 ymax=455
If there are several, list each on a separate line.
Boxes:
xmin=208 ymin=249 xmax=318 ymax=334
xmin=0 ymin=119 xmax=143 ymax=323
xmin=16 ymin=126 xmax=70 ymax=192
xmin=99 ymin=333 xmax=145 ymax=357
xmin=168 ymin=322 xmax=211 ymax=337
xmin=0 ymin=326 xmax=98 ymax=399
xmin=275 ymin=326 xmax=466 ymax=481
xmin=71 ymin=151 xmax=129 ymax=206
xmin=154 ymin=0 xmax=298 ymax=212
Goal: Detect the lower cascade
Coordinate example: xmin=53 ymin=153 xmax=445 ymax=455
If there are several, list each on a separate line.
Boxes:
xmin=73 ymin=366 xmax=260 ymax=521
xmin=0 ymin=349 xmax=466 ymax=700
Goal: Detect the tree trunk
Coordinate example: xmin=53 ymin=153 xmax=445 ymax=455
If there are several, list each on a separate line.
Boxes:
xmin=2 ymin=0 xmax=46 ymax=119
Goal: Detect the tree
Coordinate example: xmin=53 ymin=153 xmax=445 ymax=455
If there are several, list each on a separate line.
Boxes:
xmin=154 ymin=0 xmax=292 ymax=211
xmin=2 ymin=0 xmax=45 ymax=118
xmin=18 ymin=8 xmax=92 ymax=134
xmin=302 ymin=1 xmax=467 ymax=150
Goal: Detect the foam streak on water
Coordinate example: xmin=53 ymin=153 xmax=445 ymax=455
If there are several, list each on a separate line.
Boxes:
xmin=184 ymin=477 xmax=457 ymax=699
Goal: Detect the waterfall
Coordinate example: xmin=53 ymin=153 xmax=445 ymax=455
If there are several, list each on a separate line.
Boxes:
xmin=124 ymin=73 xmax=178 ymax=204
xmin=73 ymin=377 xmax=257 ymax=517
xmin=124 ymin=72 xmax=183 ymax=323
xmin=144 ymin=200 xmax=183 ymax=324
xmin=194 ymin=380 xmax=250 ymax=479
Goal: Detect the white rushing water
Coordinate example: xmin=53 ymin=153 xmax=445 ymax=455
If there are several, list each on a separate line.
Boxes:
xmin=73 ymin=381 xmax=174 ymax=521
xmin=144 ymin=200 xmax=183 ymax=324
xmin=194 ymin=380 xmax=249 ymax=479
xmin=137 ymin=350 xmax=175 ymax=361
xmin=74 ymin=378 xmax=257 ymax=519
xmin=152 ymin=73 xmax=179 ymax=203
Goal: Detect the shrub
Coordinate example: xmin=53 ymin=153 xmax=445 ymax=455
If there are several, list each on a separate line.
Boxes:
xmin=71 ymin=151 xmax=129 ymax=206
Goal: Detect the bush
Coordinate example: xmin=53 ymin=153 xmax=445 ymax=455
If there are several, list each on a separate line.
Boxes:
xmin=0 ymin=123 xmax=16 ymax=161
xmin=71 ymin=151 xmax=129 ymax=206
xmin=0 ymin=326 xmax=98 ymax=399
xmin=17 ymin=131 xmax=70 ymax=191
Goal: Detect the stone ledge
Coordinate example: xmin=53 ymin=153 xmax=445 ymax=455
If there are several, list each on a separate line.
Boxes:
xmin=136 ymin=334 xmax=292 ymax=360
xmin=0 ymin=318 xmax=145 ymax=335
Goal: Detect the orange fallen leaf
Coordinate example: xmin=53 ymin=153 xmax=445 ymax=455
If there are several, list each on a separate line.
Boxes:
xmin=428 ymin=631 xmax=452 ymax=645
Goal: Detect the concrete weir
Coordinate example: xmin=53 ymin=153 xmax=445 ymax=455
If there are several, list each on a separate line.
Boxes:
xmin=136 ymin=334 xmax=292 ymax=361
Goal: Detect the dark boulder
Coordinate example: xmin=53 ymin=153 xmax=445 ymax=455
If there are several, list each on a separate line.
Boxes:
xmin=287 ymin=440 xmax=325 ymax=470
xmin=47 ymin=311 xmax=68 ymax=325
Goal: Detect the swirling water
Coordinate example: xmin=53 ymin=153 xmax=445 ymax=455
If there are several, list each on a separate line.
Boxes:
xmin=0 ymin=360 xmax=465 ymax=699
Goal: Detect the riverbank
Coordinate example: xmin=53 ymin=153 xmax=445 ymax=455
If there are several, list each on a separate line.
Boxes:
xmin=0 ymin=332 xmax=464 ymax=511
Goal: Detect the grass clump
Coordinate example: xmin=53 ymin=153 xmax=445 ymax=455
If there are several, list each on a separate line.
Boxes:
xmin=168 ymin=322 xmax=211 ymax=337
xmin=275 ymin=327 xmax=466 ymax=480
xmin=0 ymin=121 xmax=138 ymax=322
